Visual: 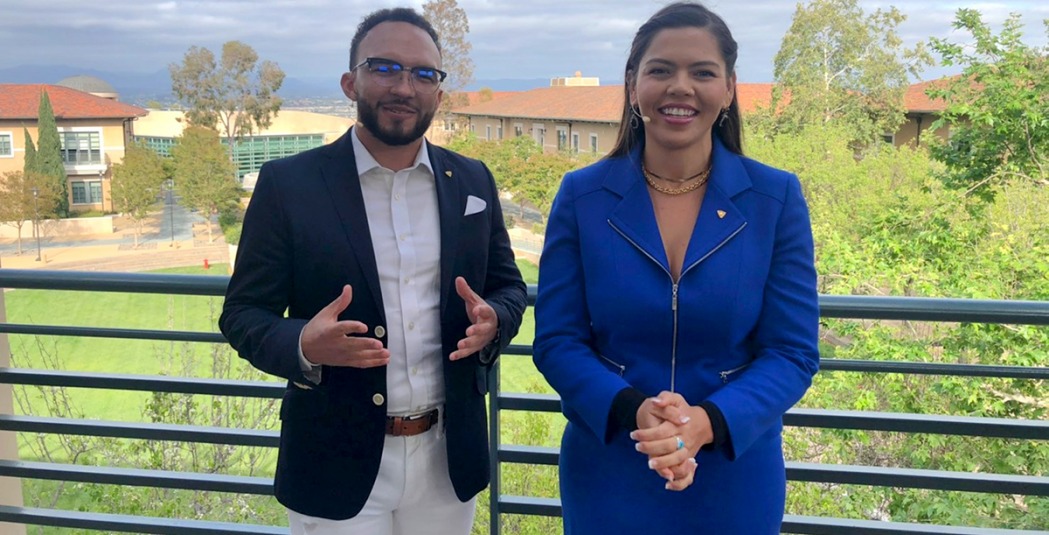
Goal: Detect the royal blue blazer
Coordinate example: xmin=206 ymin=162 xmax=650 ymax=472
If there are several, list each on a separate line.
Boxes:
xmin=533 ymin=137 xmax=819 ymax=533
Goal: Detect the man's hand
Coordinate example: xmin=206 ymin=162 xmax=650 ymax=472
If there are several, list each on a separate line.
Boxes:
xmin=450 ymin=276 xmax=499 ymax=361
xmin=301 ymin=285 xmax=390 ymax=368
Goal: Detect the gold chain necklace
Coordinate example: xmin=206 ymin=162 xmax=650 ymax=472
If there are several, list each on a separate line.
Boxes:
xmin=642 ymin=163 xmax=711 ymax=195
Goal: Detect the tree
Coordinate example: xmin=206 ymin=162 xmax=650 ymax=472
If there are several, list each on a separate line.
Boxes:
xmin=23 ymin=127 xmax=37 ymax=176
xmin=111 ymin=142 xmax=167 ymax=248
xmin=170 ymin=126 xmax=239 ymax=243
xmin=0 ymin=171 xmax=61 ymax=254
xmin=423 ymin=0 xmax=475 ymax=117
xmin=169 ymin=41 xmax=285 ymax=175
xmin=771 ymin=0 xmax=932 ymax=145
xmin=927 ymin=10 xmax=1049 ymax=200
xmin=35 ymin=90 xmax=69 ymax=217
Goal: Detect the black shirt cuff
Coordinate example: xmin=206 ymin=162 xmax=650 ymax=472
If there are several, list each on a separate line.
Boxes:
xmin=699 ymin=400 xmax=730 ymax=451
xmin=607 ymin=387 xmax=648 ymax=439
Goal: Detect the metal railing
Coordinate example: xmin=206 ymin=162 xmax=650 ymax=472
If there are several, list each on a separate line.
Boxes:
xmin=0 ymin=269 xmax=1046 ymax=534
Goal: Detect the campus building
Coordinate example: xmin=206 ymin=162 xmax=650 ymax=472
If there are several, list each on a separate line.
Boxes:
xmin=0 ymin=78 xmax=147 ymax=213
xmin=132 ymin=110 xmax=354 ymax=182
xmin=452 ymin=77 xmax=951 ymax=152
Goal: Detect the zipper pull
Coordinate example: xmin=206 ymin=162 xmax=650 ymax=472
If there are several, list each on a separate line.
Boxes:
xmin=672 ymin=284 xmax=678 ymax=311
xmin=720 ymin=371 xmax=729 ymax=383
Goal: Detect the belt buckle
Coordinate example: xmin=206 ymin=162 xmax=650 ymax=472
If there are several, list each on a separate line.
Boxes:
xmin=386 ymin=408 xmax=438 ymax=437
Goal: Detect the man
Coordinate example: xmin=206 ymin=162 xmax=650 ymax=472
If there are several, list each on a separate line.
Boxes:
xmin=218 ymin=7 xmax=527 ymax=535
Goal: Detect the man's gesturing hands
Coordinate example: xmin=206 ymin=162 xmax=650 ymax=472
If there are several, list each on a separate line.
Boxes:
xmin=300 ymin=279 xmax=498 ymax=367
xmin=301 ymin=285 xmax=390 ymax=368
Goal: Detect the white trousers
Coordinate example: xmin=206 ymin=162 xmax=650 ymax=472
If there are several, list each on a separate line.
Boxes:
xmin=287 ymin=416 xmax=476 ymax=535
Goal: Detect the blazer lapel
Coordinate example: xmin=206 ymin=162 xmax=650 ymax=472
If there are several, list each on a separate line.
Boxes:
xmin=682 ymin=139 xmax=750 ymax=270
xmin=320 ymin=131 xmax=385 ymax=318
xmin=428 ymin=145 xmax=462 ymax=316
xmin=605 ymin=152 xmax=671 ymax=273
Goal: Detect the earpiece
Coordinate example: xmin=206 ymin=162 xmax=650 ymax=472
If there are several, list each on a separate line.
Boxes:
xmin=630 ymin=104 xmax=651 ymax=124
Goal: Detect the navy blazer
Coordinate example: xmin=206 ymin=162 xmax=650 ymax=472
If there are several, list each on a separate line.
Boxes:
xmin=533 ymin=137 xmax=819 ymax=533
xmin=219 ymin=129 xmax=527 ymax=520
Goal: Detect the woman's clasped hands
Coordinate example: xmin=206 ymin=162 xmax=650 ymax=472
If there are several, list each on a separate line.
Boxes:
xmin=630 ymin=392 xmax=714 ymax=491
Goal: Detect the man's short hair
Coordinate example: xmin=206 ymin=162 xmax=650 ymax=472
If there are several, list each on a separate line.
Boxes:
xmin=349 ymin=7 xmax=442 ymax=68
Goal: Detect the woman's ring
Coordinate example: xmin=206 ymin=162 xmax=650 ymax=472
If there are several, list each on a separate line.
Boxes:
xmin=675 ymin=436 xmax=685 ymax=450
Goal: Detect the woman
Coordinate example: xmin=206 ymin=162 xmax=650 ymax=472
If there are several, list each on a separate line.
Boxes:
xmin=532 ymin=2 xmax=820 ymax=533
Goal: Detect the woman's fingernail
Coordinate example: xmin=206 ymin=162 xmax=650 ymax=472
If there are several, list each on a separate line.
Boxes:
xmin=689 ymin=458 xmax=698 ymax=465
xmin=629 ymin=431 xmax=638 ymax=440
xmin=651 ymin=397 xmax=663 ymax=404
xmin=679 ymin=416 xmax=691 ymax=424
xmin=635 ymin=443 xmax=642 ymax=452
xmin=664 ymin=482 xmax=673 ymax=490
xmin=648 ymin=460 xmax=657 ymax=469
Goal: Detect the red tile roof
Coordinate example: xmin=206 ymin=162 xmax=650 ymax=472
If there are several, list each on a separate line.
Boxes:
xmin=453 ymin=83 xmax=780 ymax=123
xmin=904 ymin=78 xmax=954 ymax=113
xmin=0 ymin=84 xmax=147 ymax=120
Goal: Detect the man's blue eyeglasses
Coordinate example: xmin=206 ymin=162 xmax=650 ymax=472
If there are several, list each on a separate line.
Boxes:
xmin=352 ymin=57 xmax=447 ymax=93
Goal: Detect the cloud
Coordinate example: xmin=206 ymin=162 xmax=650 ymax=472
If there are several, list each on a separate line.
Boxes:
xmin=0 ymin=0 xmax=1045 ymax=85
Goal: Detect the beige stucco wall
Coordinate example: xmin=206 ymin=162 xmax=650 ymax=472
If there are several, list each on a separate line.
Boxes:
xmin=0 ymin=118 xmax=128 ymax=214
xmin=133 ymin=110 xmax=353 ymax=140
xmin=895 ymin=113 xmax=951 ymax=148
xmin=464 ymin=116 xmax=618 ymax=155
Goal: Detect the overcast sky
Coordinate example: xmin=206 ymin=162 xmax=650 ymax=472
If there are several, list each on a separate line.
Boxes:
xmin=1 ymin=0 xmax=1046 ymax=85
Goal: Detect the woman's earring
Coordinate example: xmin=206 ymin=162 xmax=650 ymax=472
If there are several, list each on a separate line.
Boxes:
xmin=630 ymin=113 xmax=639 ymax=130
xmin=718 ymin=108 xmax=729 ymax=127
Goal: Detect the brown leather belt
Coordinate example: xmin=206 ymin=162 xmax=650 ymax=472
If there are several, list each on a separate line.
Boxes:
xmin=385 ymin=408 xmax=439 ymax=437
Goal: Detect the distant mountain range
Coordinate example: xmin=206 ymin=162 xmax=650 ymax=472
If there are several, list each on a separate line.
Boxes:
xmin=0 ymin=64 xmax=570 ymax=105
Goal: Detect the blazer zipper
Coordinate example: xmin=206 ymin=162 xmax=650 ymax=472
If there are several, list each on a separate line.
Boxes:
xmin=719 ymin=363 xmax=750 ymax=383
xmin=609 ymin=220 xmax=747 ymax=393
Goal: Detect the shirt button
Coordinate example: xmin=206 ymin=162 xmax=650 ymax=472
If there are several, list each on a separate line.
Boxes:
xmin=404 ymin=278 xmax=411 ymax=285
xmin=374 ymin=325 xmax=386 ymax=338
xmin=411 ymin=367 xmax=418 ymax=376
xmin=394 ymin=193 xmax=402 ymax=201
xmin=408 ymin=322 xmax=415 ymax=330
xmin=399 ymin=234 xmax=407 ymax=242
xmin=372 ymin=393 xmax=385 ymax=406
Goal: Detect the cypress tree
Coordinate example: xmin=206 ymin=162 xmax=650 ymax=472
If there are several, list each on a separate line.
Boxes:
xmin=23 ymin=127 xmax=37 ymax=176
xmin=36 ymin=90 xmax=68 ymax=217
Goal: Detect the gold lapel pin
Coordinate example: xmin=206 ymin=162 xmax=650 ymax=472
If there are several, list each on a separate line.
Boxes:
xmin=717 ymin=210 xmax=727 ymax=219
xmin=444 ymin=170 xmax=453 ymax=178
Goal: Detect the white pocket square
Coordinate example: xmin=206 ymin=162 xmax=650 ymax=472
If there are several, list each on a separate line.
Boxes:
xmin=464 ymin=195 xmax=487 ymax=216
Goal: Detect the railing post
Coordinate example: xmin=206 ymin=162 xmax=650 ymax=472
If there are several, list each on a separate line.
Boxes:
xmin=488 ymin=360 xmax=500 ymax=535
xmin=0 ymin=288 xmax=27 ymax=534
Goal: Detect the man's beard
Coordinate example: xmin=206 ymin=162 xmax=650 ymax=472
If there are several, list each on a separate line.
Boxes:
xmin=356 ymin=97 xmax=436 ymax=146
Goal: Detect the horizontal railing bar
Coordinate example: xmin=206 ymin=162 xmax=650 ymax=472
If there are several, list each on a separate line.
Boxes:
xmin=0 ymin=269 xmax=229 ymax=296
xmin=4 ymin=271 xmax=1049 ymax=325
xmin=496 ymin=394 xmax=1048 ymax=440
xmin=785 ymin=409 xmax=1049 ymax=440
xmin=0 ymin=368 xmax=284 ymax=398
xmin=0 ymin=460 xmax=272 ymax=495
xmin=0 ymin=505 xmax=288 ymax=535
xmin=780 ymin=514 xmax=1048 ymax=535
xmin=819 ymin=359 xmax=1049 ymax=380
xmin=0 ymin=415 xmax=279 ymax=448
xmin=817 ymin=295 xmax=1049 ymax=325
xmin=499 ymin=446 xmax=1049 ymax=495
xmin=494 ymin=497 xmax=1045 ymax=534
xmin=0 ymin=323 xmax=225 ymax=343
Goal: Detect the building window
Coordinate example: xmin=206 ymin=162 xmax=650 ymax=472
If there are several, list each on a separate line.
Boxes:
xmin=534 ymin=124 xmax=545 ymax=147
xmin=71 ymin=180 xmax=104 ymax=204
xmin=590 ymin=134 xmax=599 ymax=153
xmin=557 ymin=128 xmax=568 ymax=150
xmin=513 ymin=123 xmax=523 ymax=137
xmin=497 ymin=126 xmax=503 ymax=140
xmin=572 ymin=133 xmax=580 ymax=153
xmin=60 ymin=131 xmax=102 ymax=165
xmin=0 ymin=132 xmax=12 ymax=157
xmin=486 ymin=125 xmax=492 ymax=141
xmin=881 ymin=133 xmax=895 ymax=144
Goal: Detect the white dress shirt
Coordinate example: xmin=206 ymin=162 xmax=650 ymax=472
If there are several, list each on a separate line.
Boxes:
xmin=300 ymin=127 xmax=444 ymax=416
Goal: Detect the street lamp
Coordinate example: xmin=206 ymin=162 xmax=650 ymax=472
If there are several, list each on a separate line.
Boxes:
xmin=166 ymin=178 xmax=175 ymax=246
xmin=31 ymin=187 xmax=41 ymax=262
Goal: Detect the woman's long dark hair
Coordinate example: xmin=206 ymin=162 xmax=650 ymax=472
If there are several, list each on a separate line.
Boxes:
xmin=608 ymin=2 xmax=742 ymax=158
